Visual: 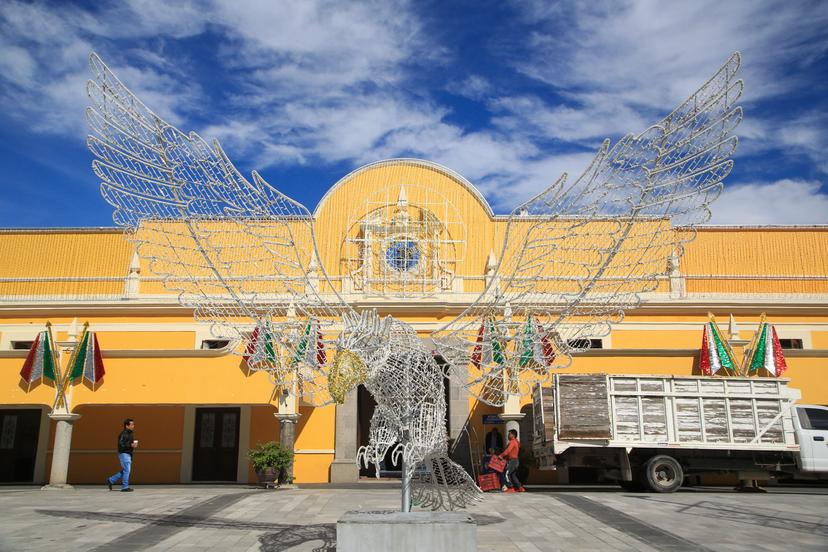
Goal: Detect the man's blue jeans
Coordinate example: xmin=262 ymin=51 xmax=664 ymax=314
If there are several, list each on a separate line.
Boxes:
xmin=108 ymin=452 xmax=132 ymax=489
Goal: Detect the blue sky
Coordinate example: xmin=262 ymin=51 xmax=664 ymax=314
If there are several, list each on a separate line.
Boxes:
xmin=1 ymin=0 xmax=827 ymax=227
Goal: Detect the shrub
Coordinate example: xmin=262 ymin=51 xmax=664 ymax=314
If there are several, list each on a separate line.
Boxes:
xmin=248 ymin=441 xmax=293 ymax=472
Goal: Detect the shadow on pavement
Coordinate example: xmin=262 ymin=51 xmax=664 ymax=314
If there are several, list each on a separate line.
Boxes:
xmin=37 ymin=507 xmax=504 ymax=551
xmin=624 ymin=495 xmax=828 ymax=536
xmin=37 ymin=509 xmax=336 ymax=550
xmin=526 ymin=484 xmax=828 ymax=495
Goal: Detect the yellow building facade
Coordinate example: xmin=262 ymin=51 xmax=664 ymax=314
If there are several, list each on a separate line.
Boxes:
xmin=1 ymin=159 xmax=827 ymax=486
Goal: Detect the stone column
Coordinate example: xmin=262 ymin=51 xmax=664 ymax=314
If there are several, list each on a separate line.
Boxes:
xmin=446 ymin=372 xmax=473 ymax=473
xmin=42 ymin=412 xmax=81 ymax=490
xmin=274 ymin=413 xmax=300 ymax=485
xmin=330 ymin=389 xmax=359 ymax=483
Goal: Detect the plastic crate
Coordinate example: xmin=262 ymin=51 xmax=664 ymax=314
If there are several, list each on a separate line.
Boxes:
xmin=478 ymin=472 xmax=500 ymax=492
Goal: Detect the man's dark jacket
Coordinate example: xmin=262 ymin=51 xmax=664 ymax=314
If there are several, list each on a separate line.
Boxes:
xmin=117 ymin=429 xmax=134 ymax=455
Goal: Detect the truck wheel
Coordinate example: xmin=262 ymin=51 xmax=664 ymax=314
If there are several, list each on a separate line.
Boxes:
xmin=644 ymin=455 xmax=683 ymax=493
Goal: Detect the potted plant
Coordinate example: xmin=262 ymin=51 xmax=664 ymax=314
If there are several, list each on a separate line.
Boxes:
xmin=249 ymin=441 xmax=293 ymax=487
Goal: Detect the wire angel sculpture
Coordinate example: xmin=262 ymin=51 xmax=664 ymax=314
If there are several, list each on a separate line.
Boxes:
xmin=85 ymin=51 xmax=742 ymax=510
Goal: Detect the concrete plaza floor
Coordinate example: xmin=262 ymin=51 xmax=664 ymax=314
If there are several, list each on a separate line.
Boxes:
xmin=0 ymin=483 xmax=826 ymax=551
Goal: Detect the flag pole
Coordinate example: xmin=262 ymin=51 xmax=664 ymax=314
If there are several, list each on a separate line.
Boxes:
xmin=738 ymin=312 xmax=766 ymax=376
xmin=708 ymin=313 xmax=738 ymax=377
xmin=46 ymin=322 xmax=66 ymax=411
xmin=61 ymin=322 xmax=88 ymax=400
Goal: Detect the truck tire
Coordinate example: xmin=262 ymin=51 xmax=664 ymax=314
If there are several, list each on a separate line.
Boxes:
xmin=643 ymin=455 xmax=683 ymax=493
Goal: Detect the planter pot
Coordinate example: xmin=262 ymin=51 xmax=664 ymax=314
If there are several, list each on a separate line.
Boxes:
xmin=255 ymin=467 xmax=282 ymax=487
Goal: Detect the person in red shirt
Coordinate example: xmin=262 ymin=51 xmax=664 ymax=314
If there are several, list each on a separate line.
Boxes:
xmin=499 ymin=429 xmax=525 ymax=492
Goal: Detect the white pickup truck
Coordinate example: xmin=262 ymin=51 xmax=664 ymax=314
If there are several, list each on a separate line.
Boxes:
xmin=531 ymin=374 xmax=828 ymax=492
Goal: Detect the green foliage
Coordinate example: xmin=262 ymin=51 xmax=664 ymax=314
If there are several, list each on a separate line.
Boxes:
xmin=248 ymin=441 xmax=293 ymax=471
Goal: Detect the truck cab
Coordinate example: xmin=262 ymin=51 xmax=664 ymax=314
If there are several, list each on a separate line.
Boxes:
xmin=793 ymin=405 xmax=828 ymax=473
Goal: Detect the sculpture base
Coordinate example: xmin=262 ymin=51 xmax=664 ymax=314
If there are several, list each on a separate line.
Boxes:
xmin=337 ymin=510 xmax=476 ymax=552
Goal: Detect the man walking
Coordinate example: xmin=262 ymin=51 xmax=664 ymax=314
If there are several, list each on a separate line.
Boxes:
xmin=500 ymin=429 xmax=525 ymax=493
xmin=107 ymin=418 xmax=137 ymax=492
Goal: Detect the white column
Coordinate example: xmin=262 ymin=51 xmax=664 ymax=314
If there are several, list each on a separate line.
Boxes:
xmin=42 ymin=412 xmax=81 ymax=490
xmin=501 ymin=393 xmax=525 ymax=439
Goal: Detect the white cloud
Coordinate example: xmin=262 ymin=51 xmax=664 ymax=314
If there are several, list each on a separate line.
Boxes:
xmin=490 ymin=92 xmax=650 ymax=142
xmin=709 ymin=179 xmax=828 ymax=225
xmin=2 ymin=0 xmax=825 ymax=226
xmin=446 ymin=75 xmax=493 ymax=101
xmin=508 ymin=0 xmax=828 ymax=156
xmin=515 ymin=0 xmax=828 ymax=105
xmin=0 ymin=1 xmax=204 ymax=135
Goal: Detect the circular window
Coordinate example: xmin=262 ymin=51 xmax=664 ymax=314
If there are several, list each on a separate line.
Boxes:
xmin=385 ymin=240 xmax=420 ymax=272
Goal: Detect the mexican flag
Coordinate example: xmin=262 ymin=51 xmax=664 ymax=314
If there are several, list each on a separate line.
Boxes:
xmin=699 ymin=321 xmax=737 ymax=376
xmin=244 ymin=321 xmax=277 ymax=366
xmin=19 ymin=330 xmax=58 ymax=384
xmin=746 ymin=323 xmax=788 ymax=377
xmin=292 ymin=318 xmax=326 ymax=368
xmin=471 ymin=317 xmax=506 ymax=369
xmin=518 ymin=316 xmax=556 ymax=368
xmin=66 ymin=328 xmax=106 ymax=385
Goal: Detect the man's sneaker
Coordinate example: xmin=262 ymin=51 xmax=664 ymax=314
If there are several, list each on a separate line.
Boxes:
xmin=517 ymin=487 xmax=526 ymax=493
xmin=120 ymin=487 xmax=134 ymax=492
xmin=107 ymin=480 xmax=112 ymax=491
xmin=504 ymin=487 xmax=516 ymax=493
xmin=501 ymin=485 xmax=508 ymax=492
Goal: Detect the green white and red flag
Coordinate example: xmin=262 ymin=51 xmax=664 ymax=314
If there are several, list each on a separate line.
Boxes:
xmin=518 ymin=316 xmax=556 ymax=368
xmin=471 ymin=317 xmax=506 ymax=369
xmin=699 ymin=320 xmax=737 ymax=376
xmin=292 ymin=318 xmax=326 ymax=368
xmin=244 ymin=321 xmax=277 ymax=367
xmin=746 ymin=323 xmax=788 ymax=377
xmin=66 ymin=327 xmax=106 ymax=385
xmin=19 ymin=329 xmax=59 ymax=384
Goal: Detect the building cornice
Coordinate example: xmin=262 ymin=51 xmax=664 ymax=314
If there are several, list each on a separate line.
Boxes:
xmin=0 ymin=295 xmax=827 ymax=317
xmin=3 ymin=346 xmax=826 ymax=359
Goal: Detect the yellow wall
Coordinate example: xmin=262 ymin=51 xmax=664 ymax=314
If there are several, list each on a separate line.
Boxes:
xmin=45 ymin=406 xmax=185 ymax=484
xmin=680 ymin=228 xmax=828 ymax=293
xmin=2 ymin=160 xmax=828 ymax=485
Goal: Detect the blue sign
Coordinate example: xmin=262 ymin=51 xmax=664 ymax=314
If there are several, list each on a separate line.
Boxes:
xmin=482 ymin=414 xmax=504 ymax=425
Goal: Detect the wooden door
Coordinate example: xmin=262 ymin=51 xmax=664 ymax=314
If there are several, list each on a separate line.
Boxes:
xmin=0 ymin=409 xmax=41 ymax=483
xmin=192 ymin=407 xmax=240 ymax=481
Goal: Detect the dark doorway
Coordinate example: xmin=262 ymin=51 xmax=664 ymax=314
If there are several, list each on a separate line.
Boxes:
xmin=0 ymin=409 xmax=41 ymax=483
xmin=357 ymin=385 xmax=401 ymax=478
xmin=192 ymin=407 xmax=240 ymax=481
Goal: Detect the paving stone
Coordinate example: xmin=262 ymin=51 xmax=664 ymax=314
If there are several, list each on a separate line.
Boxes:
xmin=0 ymin=485 xmax=826 ymax=551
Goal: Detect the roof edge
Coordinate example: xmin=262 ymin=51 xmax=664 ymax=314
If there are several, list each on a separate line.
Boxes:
xmin=0 ymin=227 xmax=124 ymax=234
xmin=312 ymin=158 xmax=495 ymax=218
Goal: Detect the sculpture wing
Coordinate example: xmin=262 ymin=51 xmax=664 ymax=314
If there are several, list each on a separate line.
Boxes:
xmin=433 ymin=53 xmax=743 ymax=404
xmin=86 ymin=53 xmax=353 ymax=403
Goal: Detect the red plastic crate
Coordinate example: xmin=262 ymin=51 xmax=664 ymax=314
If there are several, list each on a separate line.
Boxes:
xmin=478 ymin=472 xmax=500 ymax=492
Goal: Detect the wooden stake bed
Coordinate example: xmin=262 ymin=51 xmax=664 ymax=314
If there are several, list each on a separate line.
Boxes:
xmin=532 ymin=374 xmax=801 ymax=468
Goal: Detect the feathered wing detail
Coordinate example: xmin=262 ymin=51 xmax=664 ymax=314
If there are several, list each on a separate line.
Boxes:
xmin=86 ymin=53 xmax=354 ymax=404
xmin=410 ymin=453 xmax=483 ymax=511
xmin=434 ymin=53 xmax=743 ymax=405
